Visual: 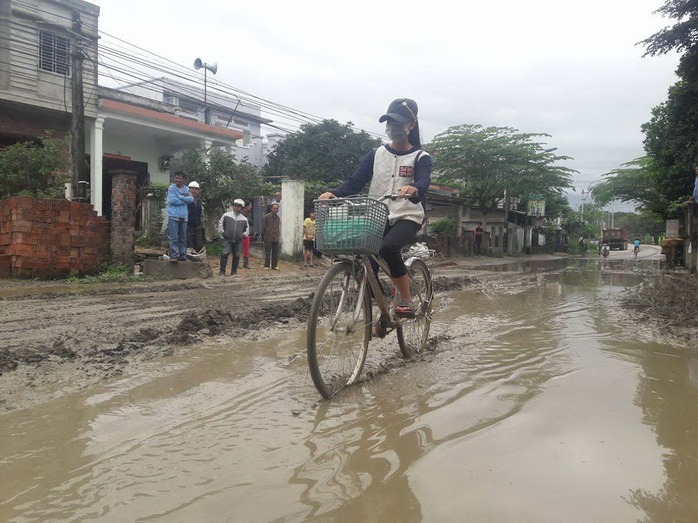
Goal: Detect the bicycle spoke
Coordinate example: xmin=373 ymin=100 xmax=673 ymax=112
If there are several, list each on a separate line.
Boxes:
xmin=397 ymin=259 xmax=432 ymax=359
xmin=307 ymin=262 xmax=370 ymax=398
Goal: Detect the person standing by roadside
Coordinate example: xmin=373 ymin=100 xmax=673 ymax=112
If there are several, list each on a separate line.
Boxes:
xmin=240 ymin=200 xmax=252 ymax=269
xmin=186 ymin=181 xmax=204 ymax=253
xmin=262 ymin=203 xmax=281 ymax=270
xmin=474 ymin=223 xmax=484 ymax=256
xmin=166 ymin=171 xmax=194 ymax=262
xmin=271 ymin=191 xmax=282 ymax=220
xmin=217 ymin=199 xmax=248 ymax=276
xmin=303 ymin=210 xmax=316 ymax=267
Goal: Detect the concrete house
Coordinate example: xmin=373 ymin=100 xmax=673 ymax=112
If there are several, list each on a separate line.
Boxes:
xmin=0 ymin=0 xmax=99 ymax=146
xmin=92 ymin=86 xmax=245 ymax=219
xmin=113 ymin=77 xmax=273 ymax=169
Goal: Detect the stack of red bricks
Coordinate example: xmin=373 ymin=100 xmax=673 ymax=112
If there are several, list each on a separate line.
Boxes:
xmin=0 ymin=196 xmax=110 ymax=279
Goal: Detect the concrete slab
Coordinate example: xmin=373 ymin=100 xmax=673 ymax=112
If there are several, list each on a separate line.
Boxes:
xmin=143 ymin=259 xmax=213 ymax=279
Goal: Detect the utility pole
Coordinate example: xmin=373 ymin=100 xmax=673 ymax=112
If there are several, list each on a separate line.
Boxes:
xmin=70 ymin=9 xmax=87 ymax=201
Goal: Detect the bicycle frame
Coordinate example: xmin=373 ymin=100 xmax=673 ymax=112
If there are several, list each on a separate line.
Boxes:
xmin=334 ymin=253 xmax=412 ymax=335
xmin=306 ymin=239 xmax=434 ymax=398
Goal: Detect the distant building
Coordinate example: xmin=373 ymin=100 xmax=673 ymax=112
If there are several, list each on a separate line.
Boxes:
xmin=114 ymin=77 xmax=273 ymax=168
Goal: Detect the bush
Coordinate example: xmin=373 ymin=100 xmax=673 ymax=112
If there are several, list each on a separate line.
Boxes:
xmin=67 ymin=261 xmax=137 ymax=283
xmin=430 ymin=217 xmax=456 ymax=237
xmin=206 ymin=240 xmax=223 ymax=256
xmin=0 ymin=134 xmax=70 ymax=199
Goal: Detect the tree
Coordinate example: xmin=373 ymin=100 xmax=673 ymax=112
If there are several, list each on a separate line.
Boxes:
xmin=640 ymin=0 xmax=698 ymax=80
xmin=591 ymin=157 xmax=674 ymax=219
xmin=642 ymin=80 xmax=698 ymax=207
xmin=543 ymin=190 xmax=575 ymax=221
xmin=428 ymin=124 xmax=575 ymax=209
xmin=612 ymin=211 xmax=665 ymax=241
xmin=0 ymin=135 xmax=70 ymax=199
xmin=263 ymin=119 xmax=381 ymax=186
xmin=594 ymin=80 xmax=698 ymax=219
xmin=178 ymin=148 xmax=272 ymax=225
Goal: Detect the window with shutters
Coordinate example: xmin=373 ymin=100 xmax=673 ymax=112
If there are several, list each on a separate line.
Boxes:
xmin=38 ymin=31 xmax=70 ymax=76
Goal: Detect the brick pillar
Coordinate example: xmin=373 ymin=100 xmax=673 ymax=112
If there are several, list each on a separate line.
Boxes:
xmin=110 ymin=169 xmax=138 ymax=267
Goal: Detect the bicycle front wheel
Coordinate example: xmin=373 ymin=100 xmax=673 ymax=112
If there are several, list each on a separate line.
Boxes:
xmin=307 ymin=262 xmax=372 ymax=399
xmin=397 ymin=258 xmax=433 ymax=359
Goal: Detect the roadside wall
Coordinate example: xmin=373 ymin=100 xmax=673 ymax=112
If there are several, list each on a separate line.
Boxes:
xmin=0 ymin=196 xmax=110 ymax=278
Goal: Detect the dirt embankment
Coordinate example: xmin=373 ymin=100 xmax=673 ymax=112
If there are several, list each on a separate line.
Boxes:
xmin=0 ymin=259 xmax=485 ymax=412
xmin=11 ymin=252 xmax=672 ymax=413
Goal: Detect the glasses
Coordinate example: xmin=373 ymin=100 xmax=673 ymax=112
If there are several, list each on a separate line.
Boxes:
xmin=401 ymin=101 xmax=417 ymax=121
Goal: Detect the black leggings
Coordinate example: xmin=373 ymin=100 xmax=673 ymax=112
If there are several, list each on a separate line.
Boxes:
xmin=379 ymin=220 xmax=421 ymax=278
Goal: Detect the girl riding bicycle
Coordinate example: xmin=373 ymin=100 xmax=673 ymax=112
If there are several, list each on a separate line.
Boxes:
xmin=319 ymin=98 xmax=432 ymax=318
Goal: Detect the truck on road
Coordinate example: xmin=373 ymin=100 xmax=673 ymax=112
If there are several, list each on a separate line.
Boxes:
xmin=602 ymin=228 xmax=628 ymax=250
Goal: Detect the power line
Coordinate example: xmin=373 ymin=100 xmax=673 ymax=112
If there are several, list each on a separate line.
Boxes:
xmin=3 ymin=14 xmax=387 ymax=160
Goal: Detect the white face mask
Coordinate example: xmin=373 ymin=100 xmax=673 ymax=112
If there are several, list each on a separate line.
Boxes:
xmin=386 ymin=122 xmax=409 ymax=141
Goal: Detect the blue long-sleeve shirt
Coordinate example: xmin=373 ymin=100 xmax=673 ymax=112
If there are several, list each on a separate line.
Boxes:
xmin=166 ymin=184 xmax=194 ymax=221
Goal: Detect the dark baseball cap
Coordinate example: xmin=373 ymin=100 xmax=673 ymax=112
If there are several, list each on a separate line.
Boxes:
xmin=378 ymin=98 xmax=418 ymax=124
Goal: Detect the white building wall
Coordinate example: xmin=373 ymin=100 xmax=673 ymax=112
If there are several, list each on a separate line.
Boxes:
xmin=94 ymin=132 xmax=170 ymax=184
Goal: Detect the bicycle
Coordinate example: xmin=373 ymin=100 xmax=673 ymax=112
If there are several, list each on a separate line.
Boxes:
xmin=306 ymin=196 xmax=434 ymax=399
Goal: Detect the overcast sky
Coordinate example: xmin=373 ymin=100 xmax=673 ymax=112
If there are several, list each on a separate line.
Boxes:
xmin=93 ymin=0 xmax=679 ymax=207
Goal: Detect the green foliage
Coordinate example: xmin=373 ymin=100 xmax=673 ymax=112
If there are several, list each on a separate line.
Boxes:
xmin=563 ymin=215 xmax=598 ymax=243
xmin=0 ymin=134 xmax=70 ymax=199
xmin=428 ymin=124 xmax=576 ymax=210
xmin=594 ymin=81 xmax=698 ymax=219
xmin=179 ymin=148 xmax=273 ymax=225
xmin=622 ymin=3 xmax=698 ymax=218
xmin=206 ymin=239 xmax=223 ymax=256
xmin=544 ymin=191 xmax=575 ymax=220
xmin=67 ymin=261 xmax=138 ymax=283
xmin=642 ymin=81 xmax=698 ymax=210
xmin=640 ymin=0 xmax=698 ymax=80
xmin=144 ymin=182 xmax=169 ymax=203
xmin=430 ymin=217 xmax=456 ymax=237
xmin=263 ymin=119 xmax=381 ymax=186
xmin=612 ymin=211 xmax=665 ymax=240
xmin=575 ymin=202 xmax=606 ymax=238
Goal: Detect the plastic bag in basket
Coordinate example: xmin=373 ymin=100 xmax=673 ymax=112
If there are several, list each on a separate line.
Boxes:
xmin=321 ymin=218 xmax=371 ymax=249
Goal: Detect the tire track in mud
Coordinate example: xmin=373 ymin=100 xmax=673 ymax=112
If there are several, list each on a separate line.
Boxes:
xmin=0 ymin=270 xmax=486 ymax=411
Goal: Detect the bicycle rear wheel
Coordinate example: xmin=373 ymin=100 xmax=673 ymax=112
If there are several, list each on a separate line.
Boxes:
xmin=307 ymin=262 xmax=372 ymax=399
xmin=397 ymin=259 xmax=433 ymax=359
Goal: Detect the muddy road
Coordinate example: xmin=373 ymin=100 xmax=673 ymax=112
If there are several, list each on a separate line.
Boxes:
xmin=2 ymin=254 xmax=698 ymax=522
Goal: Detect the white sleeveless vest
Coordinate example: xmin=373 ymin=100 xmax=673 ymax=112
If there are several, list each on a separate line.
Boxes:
xmin=368 ymin=146 xmax=427 ymax=225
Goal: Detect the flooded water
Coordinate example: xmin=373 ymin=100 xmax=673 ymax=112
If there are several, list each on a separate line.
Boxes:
xmin=2 ymin=265 xmax=697 ymax=522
